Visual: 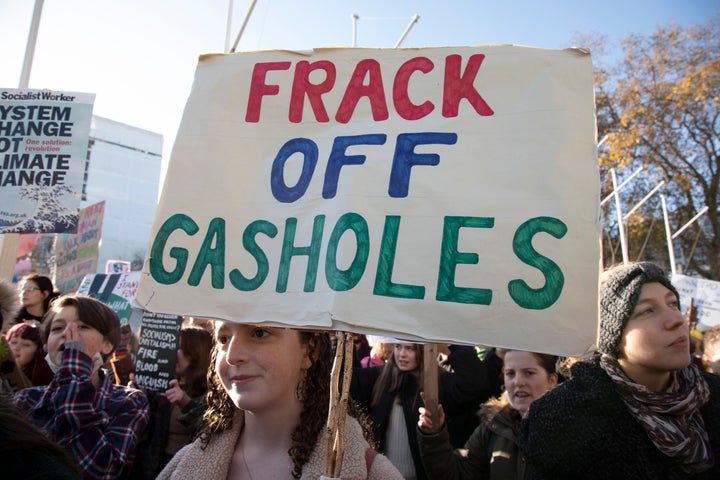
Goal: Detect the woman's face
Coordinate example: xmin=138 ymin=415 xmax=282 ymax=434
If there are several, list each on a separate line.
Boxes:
xmin=19 ymin=280 xmax=48 ymax=309
xmin=215 ymin=322 xmax=311 ymax=414
xmin=617 ymin=282 xmax=689 ymax=389
xmin=8 ymin=336 xmax=38 ymax=368
xmin=46 ymin=305 xmax=113 ymax=365
xmin=393 ymin=343 xmax=419 ymax=372
xmin=503 ymin=351 xmax=557 ymax=414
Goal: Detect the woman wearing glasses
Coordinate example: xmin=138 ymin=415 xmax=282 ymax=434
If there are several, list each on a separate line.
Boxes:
xmin=15 ymin=274 xmax=59 ymax=326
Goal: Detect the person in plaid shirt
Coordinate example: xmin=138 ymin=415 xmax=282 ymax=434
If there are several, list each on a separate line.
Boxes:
xmin=13 ymin=295 xmax=149 ymax=480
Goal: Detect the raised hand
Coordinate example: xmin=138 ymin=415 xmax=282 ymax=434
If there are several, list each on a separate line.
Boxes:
xmin=418 ymin=391 xmax=446 ymax=434
xmin=162 ymin=379 xmax=189 ymax=406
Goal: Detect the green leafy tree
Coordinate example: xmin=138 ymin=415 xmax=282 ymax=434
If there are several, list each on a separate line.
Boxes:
xmin=589 ymin=17 xmax=719 ymax=279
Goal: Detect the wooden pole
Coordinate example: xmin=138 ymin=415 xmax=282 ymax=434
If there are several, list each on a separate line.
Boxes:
xmin=322 ymin=332 xmax=356 ymax=478
xmin=323 ymin=333 xmax=345 ymax=477
xmin=422 ymin=344 xmax=439 ymax=422
xmin=332 ymin=332 xmax=354 ymax=477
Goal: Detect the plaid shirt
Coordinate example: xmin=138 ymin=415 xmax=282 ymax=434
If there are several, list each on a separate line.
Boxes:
xmin=13 ymin=347 xmax=149 ymax=480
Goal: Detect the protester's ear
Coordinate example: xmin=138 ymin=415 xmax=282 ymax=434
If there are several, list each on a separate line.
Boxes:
xmin=301 ymin=352 xmax=312 ymax=370
xmin=100 ymin=338 xmax=114 ymax=357
xmin=305 ymin=334 xmax=322 ymax=363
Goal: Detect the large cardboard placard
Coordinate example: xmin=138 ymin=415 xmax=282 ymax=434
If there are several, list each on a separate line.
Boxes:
xmin=136 ymin=46 xmax=601 ymax=356
xmin=0 ymin=89 xmax=95 ymax=233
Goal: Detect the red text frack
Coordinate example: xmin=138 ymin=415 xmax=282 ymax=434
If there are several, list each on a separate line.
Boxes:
xmin=245 ymin=54 xmax=495 ymax=124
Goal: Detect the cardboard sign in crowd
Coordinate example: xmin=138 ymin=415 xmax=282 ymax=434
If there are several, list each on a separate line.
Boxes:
xmin=134 ymin=311 xmax=182 ymax=392
xmin=136 ymin=46 xmax=601 ymax=356
xmin=673 ymin=274 xmax=720 ymax=329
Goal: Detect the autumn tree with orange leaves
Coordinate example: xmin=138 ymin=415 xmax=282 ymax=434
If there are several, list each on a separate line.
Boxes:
xmin=590 ymin=16 xmax=719 ymax=279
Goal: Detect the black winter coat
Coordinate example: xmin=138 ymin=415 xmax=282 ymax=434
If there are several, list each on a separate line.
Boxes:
xmin=351 ymin=345 xmax=489 ymax=480
xmin=518 ymin=360 xmax=720 ymax=480
xmin=418 ymin=400 xmax=528 ymax=480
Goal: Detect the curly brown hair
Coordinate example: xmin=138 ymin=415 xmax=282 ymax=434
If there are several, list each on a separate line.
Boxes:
xmin=199 ymin=330 xmax=333 ymax=479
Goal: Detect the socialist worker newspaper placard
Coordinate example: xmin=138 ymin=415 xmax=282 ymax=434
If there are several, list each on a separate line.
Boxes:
xmin=0 ymin=89 xmax=95 ymax=233
xmin=136 ymin=46 xmax=601 ymax=356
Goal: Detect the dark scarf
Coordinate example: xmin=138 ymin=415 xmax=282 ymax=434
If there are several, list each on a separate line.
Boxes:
xmin=600 ymin=354 xmax=713 ymax=473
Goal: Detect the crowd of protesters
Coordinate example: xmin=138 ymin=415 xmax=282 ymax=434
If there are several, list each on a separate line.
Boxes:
xmin=0 ymin=261 xmax=719 ymax=479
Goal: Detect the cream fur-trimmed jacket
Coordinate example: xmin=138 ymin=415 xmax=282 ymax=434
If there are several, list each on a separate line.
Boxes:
xmin=157 ymin=411 xmax=403 ymax=480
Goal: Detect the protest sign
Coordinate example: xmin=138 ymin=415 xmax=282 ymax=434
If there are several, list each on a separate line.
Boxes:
xmin=136 ymin=46 xmax=601 ymax=356
xmin=106 ymin=260 xmax=131 ymax=274
xmin=672 ymin=274 xmax=720 ymax=329
xmin=0 ymin=88 xmax=95 ymax=233
xmin=134 ymin=311 xmax=182 ymax=392
xmin=52 ymin=201 xmax=105 ymax=293
xmin=78 ymin=272 xmax=143 ymax=331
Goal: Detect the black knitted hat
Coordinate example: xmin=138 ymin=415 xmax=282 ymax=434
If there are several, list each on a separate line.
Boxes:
xmin=599 ymin=262 xmax=680 ymax=357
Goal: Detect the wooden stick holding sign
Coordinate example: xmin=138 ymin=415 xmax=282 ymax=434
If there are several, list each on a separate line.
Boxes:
xmin=334 ymin=333 xmax=354 ymax=477
xmin=322 ymin=333 xmax=344 ymax=476
xmin=323 ymin=332 xmax=355 ymax=478
xmin=422 ymin=343 xmax=439 ymax=420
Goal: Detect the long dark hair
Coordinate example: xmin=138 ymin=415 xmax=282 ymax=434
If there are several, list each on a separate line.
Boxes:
xmin=20 ymin=274 xmax=59 ymax=314
xmin=371 ymin=343 xmax=425 ymax=407
xmin=178 ymin=327 xmax=213 ymax=398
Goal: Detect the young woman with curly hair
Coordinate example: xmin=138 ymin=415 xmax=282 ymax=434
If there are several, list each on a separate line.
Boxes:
xmin=157 ymin=322 xmax=403 ymax=480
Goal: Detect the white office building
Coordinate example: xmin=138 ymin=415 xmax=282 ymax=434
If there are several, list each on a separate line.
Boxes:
xmin=82 ymin=115 xmax=163 ymax=272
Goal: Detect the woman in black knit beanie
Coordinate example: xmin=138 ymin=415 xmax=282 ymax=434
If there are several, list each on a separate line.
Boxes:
xmin=519 ymin=261 xmax=720 ymax=479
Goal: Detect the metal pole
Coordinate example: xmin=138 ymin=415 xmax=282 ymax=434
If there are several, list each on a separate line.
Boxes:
xmin=352 ymin=14 xmax=358 ymax=47
xmin=623 ymin=181 xmax=665 ymax=220
xmin=672 ymin=206 xmax=709 ymax=240
xmin=611 ymin=169 xmax=629 ymax=265
xmin=19 ymin=0 xmax=44 ymax=88
xmin=225 ymin=0 xmax=234 ymax=53
xmin=394 ymin=14 xmax=419 ymax=48
xmin=683 ymin=227 xmax=703 ymax=273
xmin=661 ymin=194 xmax=677 ymax=276
xmin=230 ymin=0 xmax=258 ymax=53
xmin=600 ymin=166 xmax=643 ymax=206
xmin=1 ymin=0 xmax=44 ymax=281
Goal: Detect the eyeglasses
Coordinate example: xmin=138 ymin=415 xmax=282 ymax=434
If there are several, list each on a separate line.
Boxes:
xmin=21 ymin=286 xmax=40 ymax=293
